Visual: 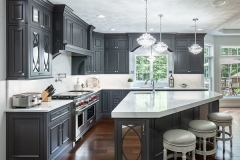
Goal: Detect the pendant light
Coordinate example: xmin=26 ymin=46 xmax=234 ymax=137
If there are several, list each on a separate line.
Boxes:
xmin=188 ymin=18 xmax=203 ymax=55
xmin=137 ymin=0 xmax=156 ymax=48
xmin=153 ymin=14 xmax=168 ymax=53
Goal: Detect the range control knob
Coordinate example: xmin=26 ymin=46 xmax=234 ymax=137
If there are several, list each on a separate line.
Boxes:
xmin=31 ymin=100 xmax=35 ymax=102
xmin=84 ymin=100 xmax=88 ymax=104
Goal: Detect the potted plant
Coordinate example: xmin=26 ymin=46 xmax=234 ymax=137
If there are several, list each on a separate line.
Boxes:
xmin=127 ymin=78 xmax=133 ymax=87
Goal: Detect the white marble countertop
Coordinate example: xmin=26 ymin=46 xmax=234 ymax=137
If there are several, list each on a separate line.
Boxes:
xmin=99 ymin=87 xmax=208 ymax=90
xmin=5 ymin=100 xmax=73 ymax=112
xmin=111 ymin=91 xmax=223 ymax=118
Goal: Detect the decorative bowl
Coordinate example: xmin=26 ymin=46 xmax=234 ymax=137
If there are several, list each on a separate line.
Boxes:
xmin=180 ymin=83 xmax=188 ymax=88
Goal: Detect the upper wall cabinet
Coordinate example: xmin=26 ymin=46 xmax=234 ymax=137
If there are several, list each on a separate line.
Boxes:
xmin=174 ymin=34 xmax=206 ymax=74
xmin=104 ymin=34 xmax=128 ymax=50
xmin=52 ymin=5 xmax=89 ymax=54
xmin=6 ymin=0 xmax=53 ymax=80
xmin=92 ymin=32 xmax=104 ymax=74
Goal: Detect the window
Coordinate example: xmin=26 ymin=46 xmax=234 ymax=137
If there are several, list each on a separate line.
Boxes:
xmin=135 ymin=55 xmax=168 ymax=81
xmin=204 ymin=44 xmax=213 ymax=91
xmin=221 ymin=47 xmax=240 ymax=56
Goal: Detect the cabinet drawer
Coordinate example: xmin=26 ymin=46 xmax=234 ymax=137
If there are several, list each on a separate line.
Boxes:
xmin=49 ymin=103 xmax=71 ymax=122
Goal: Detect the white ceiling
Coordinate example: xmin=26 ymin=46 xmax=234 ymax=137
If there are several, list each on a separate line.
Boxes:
xmin=49 ymin=0 xmax=240 ymax=35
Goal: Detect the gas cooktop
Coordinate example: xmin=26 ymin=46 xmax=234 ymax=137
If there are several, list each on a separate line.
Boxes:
xmin=52 ymin=90 xmax=93 ymax=100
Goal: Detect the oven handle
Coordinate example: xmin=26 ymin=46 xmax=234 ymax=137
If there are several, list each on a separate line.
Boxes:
xmin=75 ymin=99 xmax=99 ymax=113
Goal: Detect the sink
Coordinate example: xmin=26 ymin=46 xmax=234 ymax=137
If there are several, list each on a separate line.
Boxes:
xmin=139 ymin=86 xmax=164 ymax=88
xmin=133 ymin=91 xmax=152 ymax=94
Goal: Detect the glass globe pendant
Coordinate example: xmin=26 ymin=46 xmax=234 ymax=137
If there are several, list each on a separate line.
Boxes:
xmin=153 ymin=14 xmax=168 ymax=53
xmin=188 ymin=18 xmax=203 ymax=55
xmin=137 ymin=0 xmax=156 ymax=48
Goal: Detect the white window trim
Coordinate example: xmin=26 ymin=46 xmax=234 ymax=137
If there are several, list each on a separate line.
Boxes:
xmin=204 ymin=43 xmax=214 ymax=91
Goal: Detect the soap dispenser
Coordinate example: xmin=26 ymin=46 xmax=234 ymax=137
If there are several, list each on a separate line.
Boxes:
xmin=169 ymin=72 xmax=174 ymax=88
xmin=74 ymin=78 xmax=81 ymax=90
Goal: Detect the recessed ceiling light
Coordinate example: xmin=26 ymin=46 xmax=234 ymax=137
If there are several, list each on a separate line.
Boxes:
xmin=212 ymin=0 xmax=226 ymax=6
xmin=109 ymin=28 xmax=116 ymax=31
xmin=197 ymin=28 xmax=203 ymax=31
xmin=149 ymin=28 xmax=154 ymax=31
xmin=97 ymin=15 xmax=105 ymax=18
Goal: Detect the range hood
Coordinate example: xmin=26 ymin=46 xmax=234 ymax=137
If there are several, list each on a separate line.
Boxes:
xmin=53 ymin=44 xmax=93 ymax=59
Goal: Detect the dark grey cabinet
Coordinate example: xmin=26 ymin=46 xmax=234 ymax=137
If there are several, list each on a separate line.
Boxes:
xmin=104 ymin=50 xmax=129 ymax=74
xmin=8 ymin=1 xmax=26 ymax=24
xmin=96 ymin=91 xmax=102 ymax=121
xmin=92 ymin=32 xmax=104 ymax=74
xmin=174 ymin=34 xmax=205 ymax=74
xmin=30 ymin=27 xmax=52 ymax=77
xmin=111 ymin=90 xmax=122 ymax=111
xmin=7 ymin=103 xmax=73 ymax=160
xmin=105 ymin=38 xmax=128 ymax=50
xmin=101 ymin=90 xmax=111 ymax=117
xmin=8 ymin=25 xmax=27 ymax=78
xmin=52 ymin=5 xmax=89 ymax=54
xmin=6 ymin=0 xmax=53 ymax=80
xmin=30 ymin=0 xmax=52 ymax=32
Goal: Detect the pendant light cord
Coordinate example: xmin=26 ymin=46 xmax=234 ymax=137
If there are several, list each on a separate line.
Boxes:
xmin=145 ymin=0 xmax=148 ymax=33
xmin=195 ymin=19 xmax=196 ymax=44
xmin=160 ymin=15 xmax=162 ymax=42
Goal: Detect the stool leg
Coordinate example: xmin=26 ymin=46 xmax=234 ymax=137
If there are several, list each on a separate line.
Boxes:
xmin=198 ymin=137 xmax=201 ymax=150
xmin=174 ymin=152 xmax=177 ymax=160
xmin=192 ymin=149 xmax=195 ymax=160
xmin=214 ymin=135 xmax=216 ymax=150
xmin=163 ymin=148 xmax=167 ymax=160
xmin=182 ymin=152 xmax=186 ymax=160
xmin=222 ymin=127 xmax=225 ymax=150
xmin=229 ymin=125 xmax=233 ymax=147
xmin=203 ymin=138 xmax=207 ymax=160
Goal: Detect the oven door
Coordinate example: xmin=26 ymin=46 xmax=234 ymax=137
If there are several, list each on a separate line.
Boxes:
xmin=75 ymin=109 xmax=86 ymax=141
xmin=85 ymin=104 xmax=96 ymax=128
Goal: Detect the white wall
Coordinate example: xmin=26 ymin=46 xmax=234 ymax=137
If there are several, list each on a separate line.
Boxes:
xmin=0 ymin=0 xmax=6 ymax=159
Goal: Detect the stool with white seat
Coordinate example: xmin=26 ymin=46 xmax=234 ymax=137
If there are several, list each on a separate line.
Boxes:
xmin=163 ymin=129 xmax=196 ymax=160
xmin=208 ymin=112 xmax=233 ymax=150
xmin=188 ymin=120 xmax=217 ymax=160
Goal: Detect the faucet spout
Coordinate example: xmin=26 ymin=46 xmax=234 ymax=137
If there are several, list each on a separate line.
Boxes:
xmin=145 ymin=77 xmax=155 ymax=92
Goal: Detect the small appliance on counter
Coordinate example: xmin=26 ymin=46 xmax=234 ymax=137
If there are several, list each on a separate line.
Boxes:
xmin=12 ymin=92 xmax=42 ymax=108
xmin=41 ymin=84 xmax=55 ymax=102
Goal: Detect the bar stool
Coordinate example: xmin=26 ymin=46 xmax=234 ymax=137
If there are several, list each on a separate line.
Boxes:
xmin=208 ymin=112 xmax=233 ymax=150
xmin=188 ymin=120 xmax=217 ymax=160
xmin=163 ymin=129 xmax=196 ymax=160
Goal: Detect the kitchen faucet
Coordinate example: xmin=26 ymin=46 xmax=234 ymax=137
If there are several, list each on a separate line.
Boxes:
xmin=145 ymin=77 xmax=155 ymax=92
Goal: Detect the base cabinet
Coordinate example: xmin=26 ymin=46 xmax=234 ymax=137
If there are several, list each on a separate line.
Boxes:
xmin=6 ymin=103 xmax=73 ymax=160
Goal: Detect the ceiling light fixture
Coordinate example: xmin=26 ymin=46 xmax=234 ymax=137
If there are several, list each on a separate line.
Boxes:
xmin=212 ymin=0 xmax=226 ymax=6
xmin=137 ymin=0 xmax=156 ymax=48
xmin=153 ymin=14 xmax=168 ymax=53
xmin=197 ymin=28 xmax=203 ymax=31
xmin=109 ymin=28 xmax=116 ymax=31
xmin=97 ymin=15 xmax=105 ymax=18
xmin=188 ymin=18 xmax=203 ymax=55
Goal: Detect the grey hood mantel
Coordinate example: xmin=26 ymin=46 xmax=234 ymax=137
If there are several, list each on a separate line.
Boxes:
xmin=53 ymin=44 xmax=93 ymax=59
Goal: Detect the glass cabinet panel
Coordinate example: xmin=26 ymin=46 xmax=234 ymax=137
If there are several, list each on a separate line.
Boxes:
xmin=43 ymin=35 xmax=50 ymax=72
xmin=33 ymin=8 xmax=39 ymax=22
xmin=32 ymin=32 xmax=40 ymax=73
xmin=44 ymin=13 xmax=50 ymax=28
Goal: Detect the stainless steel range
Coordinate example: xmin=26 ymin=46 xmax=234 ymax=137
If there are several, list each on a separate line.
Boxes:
xmin=52 ymin=90 xmax=99 ymax=142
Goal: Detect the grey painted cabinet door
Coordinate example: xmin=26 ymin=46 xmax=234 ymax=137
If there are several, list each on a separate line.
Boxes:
xmin=101 ymin=90 xmax=111 ymax=113
xmin=93 ymin=37 xmax=104 ymax=49
xmin=174 ymin=50 xmax=189 ymax=73
xmin=92 ymin=49 xmax=104 ymax=74
xmin=8 ymin=1 xmax=26 ymax=24
xmin=105 ymin=50 xmax=117 ymax=73
xmin=117 ymin=50 xmax=129 ymax=74
xmin=8 ymin=25 xmax=26 ymax=78
xmin=63 ymin=16 xmax=73 ymax=44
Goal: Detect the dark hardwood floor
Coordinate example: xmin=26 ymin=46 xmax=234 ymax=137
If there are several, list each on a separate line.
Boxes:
xmin=61 ymin=108 xmax=240 ymax=160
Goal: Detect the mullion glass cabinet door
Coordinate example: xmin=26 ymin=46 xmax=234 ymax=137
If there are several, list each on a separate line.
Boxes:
xmin=30 ymin=1 xmax=41 ymax=28
xmin=30 ymin=27 xmax=41 ymax=77
xmin=42 ymin=31 xmax=52 ymax=76
xmin=42 ymin=9 xmax=52 ymax=31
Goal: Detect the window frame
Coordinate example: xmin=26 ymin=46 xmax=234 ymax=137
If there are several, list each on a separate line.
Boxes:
xmin=134 ymin=52 xmax=170 ymax=84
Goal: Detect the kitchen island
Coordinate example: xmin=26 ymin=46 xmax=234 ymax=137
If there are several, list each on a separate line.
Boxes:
xmin=111 ymin=91 xmax=223 ymax=160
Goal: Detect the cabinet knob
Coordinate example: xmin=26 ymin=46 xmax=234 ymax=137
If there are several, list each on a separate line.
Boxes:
xmin=94 ymin=71 xmax=95 ymax=72
xmin=21 ymin=20 xmax=24 ymax=22
xmin=22 ymin=73 xmax=24 ymax=76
